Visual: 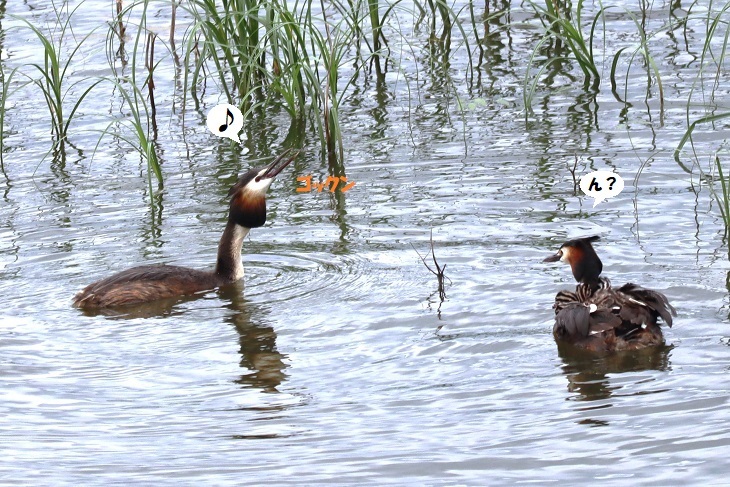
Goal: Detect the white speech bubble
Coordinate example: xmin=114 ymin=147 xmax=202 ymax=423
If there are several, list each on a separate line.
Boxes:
xmin=206 ymin=103 xmax=244 ymax=143
xmin=579 ymin=170 xmax=624 ymax=208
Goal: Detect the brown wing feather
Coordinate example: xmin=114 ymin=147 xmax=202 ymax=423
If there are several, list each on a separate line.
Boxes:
xmin=617 ymin=283 xmax=676 ymax=327
xmin=588 ymin=309 xmax=622 ymax=333
xmin=550 ymin=277 xmax=675 ymax=351
xmin=73 ymin=265 xmax=221 ymax=309
xmin=554 ymin=303 xmax=591 ymax=338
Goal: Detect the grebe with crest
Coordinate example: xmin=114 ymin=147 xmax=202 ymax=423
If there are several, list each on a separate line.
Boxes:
xmin=543 ymin=236 xmax=676 ymax=352
xmin=73 ymin=150 xmax=298 ymax=309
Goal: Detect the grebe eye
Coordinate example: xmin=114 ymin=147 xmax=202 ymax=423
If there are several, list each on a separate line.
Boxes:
xmin=255 ymin=176 xmax=261 ymax=182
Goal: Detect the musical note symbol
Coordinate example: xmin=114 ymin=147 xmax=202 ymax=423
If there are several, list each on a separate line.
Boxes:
xmin=207 ymin=104 xmax=244 ymax=143
xmin=219 ymin=108 xmax=234 ymax=133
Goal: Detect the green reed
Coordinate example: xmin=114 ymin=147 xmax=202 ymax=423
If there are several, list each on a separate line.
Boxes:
xmin=525 ymin=0 xmax=603 ymax=107
xmin=11 ymin=1 xmax=100 ymax=148
xmin=609 ymin=9 xmax=664 ymax=113
xmin=97 ymin=78 xmax=161 ymax=185
xmin=711 ymin=155 xmax=730 ymax=239
xmin=182 ymin=1 xmax=296 ymax=123
xmin=677 ymin=3 xmax=730 ymax=158
xmin=1 ymin=0 xmax=481 ymax=174
xmin=677 ymin=4 xmax=730 ymax=235
xmin=181 ymin=0 xmax=377 ymax=159
xmin=368 ymin=0 xmax=386 ymax=75
xmin=99 ymin=0 xmax=162 ymax=188
xmin=311 ymin=3 xmax=373 ymax=161
xmin=687 ymin=2 xmax=730 ymax=109
xmin=0 ymin=63 xmax=23 ymax=173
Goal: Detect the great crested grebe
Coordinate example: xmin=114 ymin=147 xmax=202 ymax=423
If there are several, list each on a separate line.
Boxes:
xmin=73 ymin=150 xmax=298 ymax=309
xmin=543 ymin=236 xmax=676 ymax=352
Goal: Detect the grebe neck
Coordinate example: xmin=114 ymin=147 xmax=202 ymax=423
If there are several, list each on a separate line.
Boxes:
xmin=215 ymin=220 xmax=250 ymax=281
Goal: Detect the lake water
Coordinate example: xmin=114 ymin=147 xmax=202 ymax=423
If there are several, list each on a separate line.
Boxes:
xmin=1 ymin=0 xmax=730 ymax=484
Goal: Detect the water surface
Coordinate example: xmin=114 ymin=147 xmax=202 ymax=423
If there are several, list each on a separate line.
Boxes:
xmin=1 ymin=0 xmax=730 ymax=484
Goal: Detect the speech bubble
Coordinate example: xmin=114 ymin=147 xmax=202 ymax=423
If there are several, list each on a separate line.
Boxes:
xmin=206 ymin=103 xmax=244 ymax=143
xmin=579 ymin=170 xmax=624 ymax=208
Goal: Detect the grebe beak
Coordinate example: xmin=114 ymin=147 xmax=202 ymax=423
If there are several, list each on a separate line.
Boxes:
xmin=257 ymin=148 xmax=300 ymax=181
xmin=543 ymin=250 xmax=562 ymax=263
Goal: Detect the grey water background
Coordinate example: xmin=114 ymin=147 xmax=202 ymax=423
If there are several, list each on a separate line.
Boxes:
xmin=1 ymin=1 xmax=730 ymax=484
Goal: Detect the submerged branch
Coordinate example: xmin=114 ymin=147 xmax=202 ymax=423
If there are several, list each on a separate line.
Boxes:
xmin=411 ymin=229 xmax=450 ymax=304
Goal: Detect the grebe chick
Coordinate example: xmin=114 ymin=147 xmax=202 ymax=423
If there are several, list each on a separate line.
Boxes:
xmin=543 ymin=236 xmax=676 ymax=353
xmin=73 ymin=150 xmax=298 ymax=309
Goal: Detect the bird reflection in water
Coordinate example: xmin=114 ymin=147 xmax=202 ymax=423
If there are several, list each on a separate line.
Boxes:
xmin=557 ymin=342 xmax=673 ymax=403
xmin=79 ymin=281 xmax=288 ymax=394
xmin=218 ymin=283 xmax=288 ymax=394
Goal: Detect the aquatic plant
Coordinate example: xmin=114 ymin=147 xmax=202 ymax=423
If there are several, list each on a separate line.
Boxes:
xmin=0 ymin=63 xmax=24 ymax=173
xmin=98 ymin=0 xmax=163 ymax=188
xmin=309 ymin=6 xmax=367 ymax=162
xmin=180 ymin=0 xmax=372 ymax=160
xmin=524 ymin=0 xmax=665 ymax=116
xmin=674 ymin=4 xmax=730 ymax=235
xmin=711 ymin=155 xmax=730 ymax=239
xmin=367 ymin=0 xmax=387 ymax=75
xmin=420 ymin=0 xmax=476 ymax=75
xmin=675 ymin=112 xmax=730 ymax=164
xmin=608 ymin=9 xmax=664 ymax=113
xmin=525 ymin=0 xmax=603 ymax=109
xmin=11 ymin=1 xmax=101 ymax=148
xmin=676 ymin=3 xmax=730 ymax=155
xmin=0 ymin=0 xmax=484 ymax=178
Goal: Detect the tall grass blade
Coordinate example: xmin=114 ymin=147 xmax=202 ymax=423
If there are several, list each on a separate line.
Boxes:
xmin=11 ymin=1 xmax=99 ymax=147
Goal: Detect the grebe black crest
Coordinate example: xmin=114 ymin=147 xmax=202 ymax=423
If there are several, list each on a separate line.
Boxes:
xmin=73 ymin=149 xmax=298 ymax=309
xmin=543 ymin=236 xmax=676 ymax=353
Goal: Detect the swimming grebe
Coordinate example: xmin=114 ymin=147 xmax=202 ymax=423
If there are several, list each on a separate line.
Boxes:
xmin=73 ymin=150 xmax=298 ymax=309
xmin=543 ymin=236 xmax=676 ymax=352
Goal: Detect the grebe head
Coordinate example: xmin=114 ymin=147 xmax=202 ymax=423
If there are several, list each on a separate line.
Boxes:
xmin=543 ymin=235 xmax=603 ymax=284
xmin=228 ymin=149 xmax=298 ymax=228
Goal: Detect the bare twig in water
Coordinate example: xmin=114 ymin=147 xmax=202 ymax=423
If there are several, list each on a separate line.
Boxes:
xmin=568 ymin=154 xmax=579 ymax=195
xmin=113 ymin=0 xmax=127 ymax=63
xmin=170 ymin=0 xmax=180 ymax=66
xmin=115 ymin=0 xmax=126 ymax=40
xmin=145 ymin=32 xmax=158 ymax=139
xmin=411 ymin=229 xmax=450 ymax=304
